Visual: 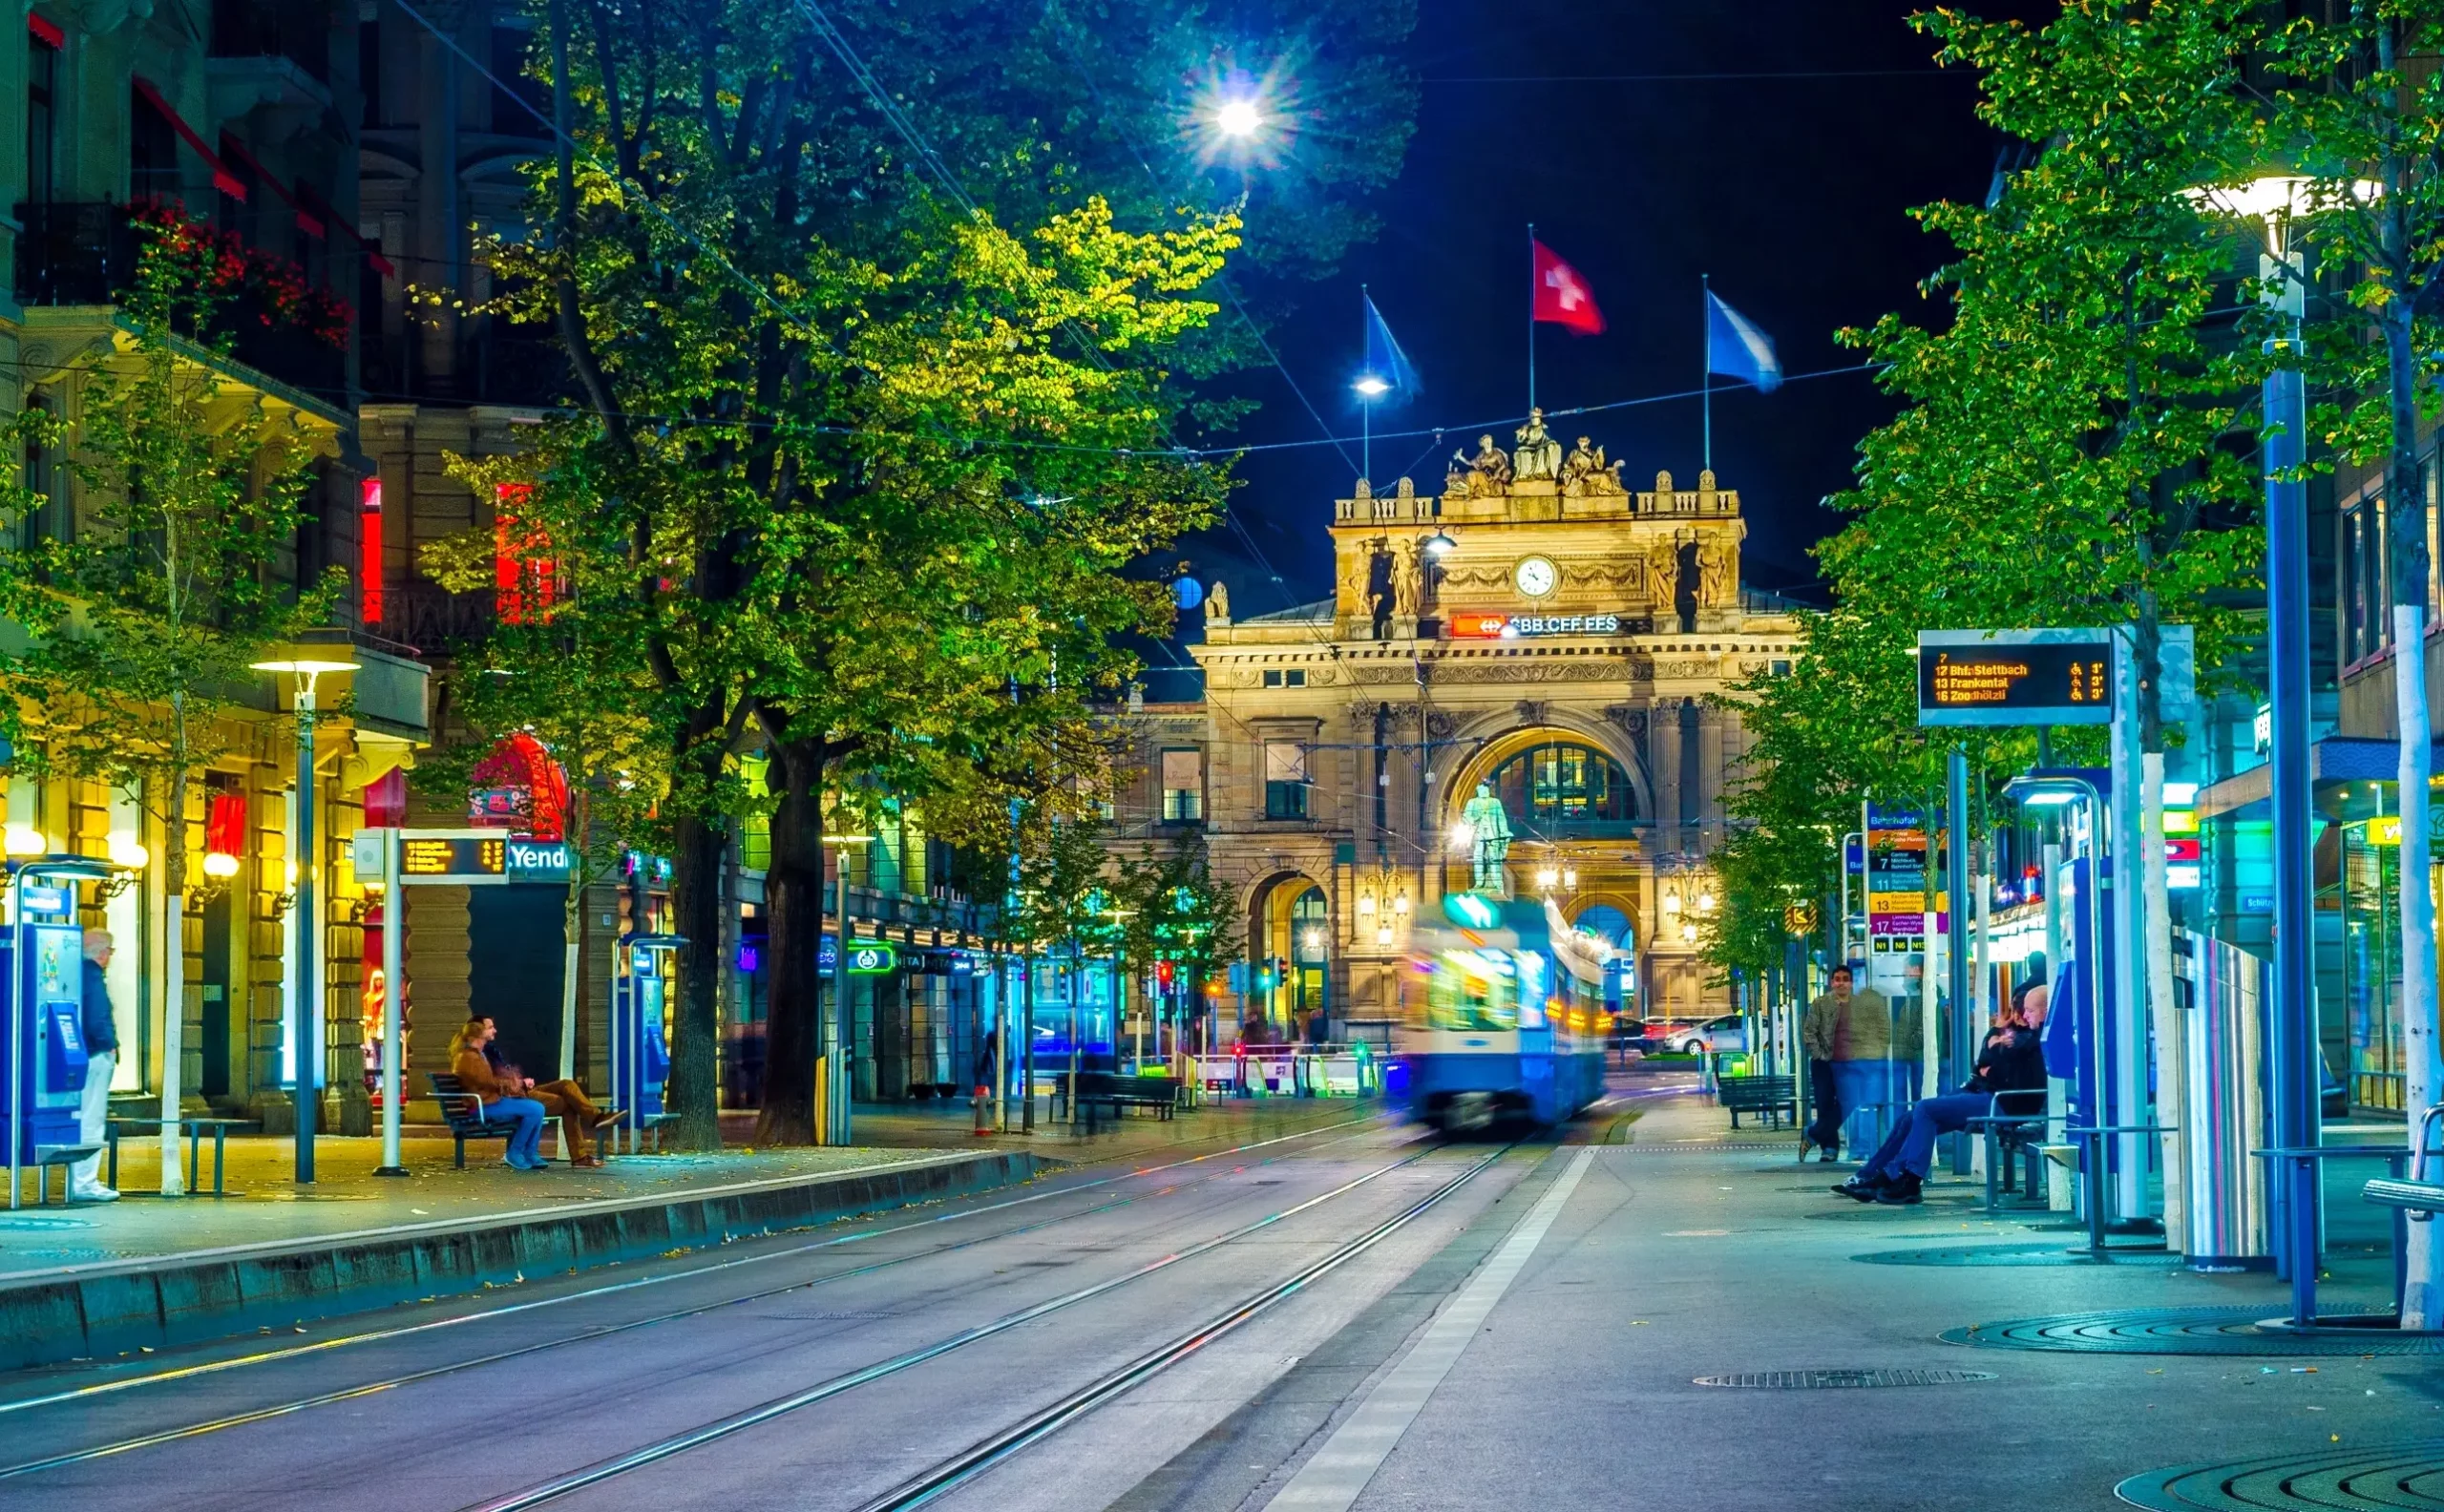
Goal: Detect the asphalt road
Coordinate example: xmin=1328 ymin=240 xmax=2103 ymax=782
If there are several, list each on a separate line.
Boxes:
xmin=4 ymin=1072 xmax=2438 ymax=1511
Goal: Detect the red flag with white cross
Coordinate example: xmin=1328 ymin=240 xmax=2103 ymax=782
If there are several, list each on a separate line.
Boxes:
xmin=1531 ymin=240 xmax=1605 ymax=334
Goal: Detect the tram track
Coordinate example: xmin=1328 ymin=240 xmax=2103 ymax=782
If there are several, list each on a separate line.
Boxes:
xmin=0 ymin=1118 xmax=1396 ymax=1484
xmin=456 ymin=1141 xmax=1510 ymax=1512
xmin=0 ymin=1111 xmax=1384 ymax=1425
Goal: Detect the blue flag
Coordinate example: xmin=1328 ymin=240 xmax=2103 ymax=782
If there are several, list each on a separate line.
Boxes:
xmin=1360 ymin=292 xmax=1422 ymax=402
xmin=1706 ymin=291 xmax=1782 ymax=393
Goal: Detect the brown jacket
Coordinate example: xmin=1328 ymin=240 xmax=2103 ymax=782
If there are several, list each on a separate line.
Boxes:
xmin=453 ymin=1047 xmax=517 ymax=1102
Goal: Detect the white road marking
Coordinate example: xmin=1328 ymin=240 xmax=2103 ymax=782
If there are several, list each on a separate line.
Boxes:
xmin=1260 ymin=1147 xmax=1594 ymax=1512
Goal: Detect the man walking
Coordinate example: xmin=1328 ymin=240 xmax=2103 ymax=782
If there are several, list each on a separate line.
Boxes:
xmin=70 ymin=929 xmax=118 ymax=1203
xmin=1827 ymin=961 xmax=1901 ymax=1158
xmin=1799 ymin=968 xmax=1848 ymax=1161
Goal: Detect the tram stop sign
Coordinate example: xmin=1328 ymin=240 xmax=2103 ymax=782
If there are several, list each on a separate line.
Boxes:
xmin=1916 ymin=626 xmax=2194 ymax=728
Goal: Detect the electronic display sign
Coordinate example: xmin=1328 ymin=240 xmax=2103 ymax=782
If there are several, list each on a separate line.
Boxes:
xmin=369 ymin=829 xmax=572 ymax=886
xmin=1916 ymin=631 xmax=2116 ymax=726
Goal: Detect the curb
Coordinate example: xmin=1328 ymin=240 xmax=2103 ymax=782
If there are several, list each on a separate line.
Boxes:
xmin=0 ymin=1148 xmax=1045 ymax=1372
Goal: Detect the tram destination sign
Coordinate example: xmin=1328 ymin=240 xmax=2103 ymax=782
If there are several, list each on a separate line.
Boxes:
xmin=1916 ymin=629 xmax=2114 ymax=727
xmin=355 ymin=828 xmax=573 ymax=886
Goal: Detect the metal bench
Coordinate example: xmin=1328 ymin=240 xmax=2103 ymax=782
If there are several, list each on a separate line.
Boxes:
xmin=2361 ymin=1104 xmax=2444 ymax=1223
xmin=429 ymin=1073 xmax=560 ymax=1167
xmin=106 ymin=1116 xmax=257 ymax=1196
xmin=1966 ymin=1089 xmax=2050 ymax=1212
xmin=1715 ymin=1074 xmax=1796 ymax=1130
xmin=16 ymin=1144 xmax=99 ymax=1206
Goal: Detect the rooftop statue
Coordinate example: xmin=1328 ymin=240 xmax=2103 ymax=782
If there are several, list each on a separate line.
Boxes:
xmin=1447 ymin=433 xmax=1512 ymax=496
xmin=1560 ymin=435 xmax=1627 ymax=495
xmin=1513 ymin=408 xmax=1563 ymax=481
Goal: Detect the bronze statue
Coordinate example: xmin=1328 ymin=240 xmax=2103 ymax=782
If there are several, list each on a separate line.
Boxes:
xmin=1513 ymin=408 xmax=1562 ymax=481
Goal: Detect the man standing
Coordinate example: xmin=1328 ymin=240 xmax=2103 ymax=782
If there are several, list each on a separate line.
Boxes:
xmin=70 ymin=929 xmax=118 ymax=1203
xmin=1799 ymin=967 xmax=1848 ymax=1162
xmin=1828 ymin=961 xmax=1900 ymax=1158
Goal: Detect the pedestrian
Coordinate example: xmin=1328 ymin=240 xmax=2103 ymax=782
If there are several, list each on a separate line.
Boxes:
xmin=1799 ymin=967 xmax=1847 ymax=1162
xmin=1833 ymin=990 xmax=2050 ymax=1205
xmin=475 ymin=1018 xmax=619 ymax=1166
xmin=450 ymin=1018 xmax=551 ymax=1171
xmin=1826 ymin=962 xmax=1906 ymax=1157
xmin=69 ymin=929 xmax=118 ymax=1203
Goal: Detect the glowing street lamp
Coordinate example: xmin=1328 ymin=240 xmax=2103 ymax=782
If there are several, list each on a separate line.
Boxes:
xmin=1353 ymin=375 xmax=1390 ymax=398
xmin=1214 ymin=97 xmax=1264 ymax=138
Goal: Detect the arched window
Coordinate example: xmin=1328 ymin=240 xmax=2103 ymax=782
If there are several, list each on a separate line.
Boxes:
xmin=1487 ymin=742 xmax=1637 ymax=836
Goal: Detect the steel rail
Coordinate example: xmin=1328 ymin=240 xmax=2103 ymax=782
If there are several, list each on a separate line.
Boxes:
xmin=0 ymin=1112 xmax=1385 ymax=1422
xmin=851 ymin=1144 xmax=1516 ymax=1512
xmin=457 ymin=1143 xmax=1475 ymax=1512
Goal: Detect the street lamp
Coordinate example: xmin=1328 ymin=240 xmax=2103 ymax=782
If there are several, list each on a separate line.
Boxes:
xmin=1214 ymin=97 xmax=1263 ymax=138
xmin=822 ymin=832 xmax=872 ymax=1147
xmin=250 ymin=656 xmax=358 ymax=1185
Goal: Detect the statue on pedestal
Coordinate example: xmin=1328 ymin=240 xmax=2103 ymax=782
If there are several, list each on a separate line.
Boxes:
xmin=1513 ymin=408 xmax=1563 ymax=481
xmin=1449 ymin=434 xmax=1511 ymax=496
xmin=1393 ymin=536 xmax=1424 ymax=620
xmin=1461 ymin=782 xmax=1513 ymax=895
xmin=1698 ymin=537 xmax=1733 ymax=606
xmin=1560 ymin=435 xmax=1627 ymax=495
xmin=1205 ymin=580 xmax=1230 ymax=625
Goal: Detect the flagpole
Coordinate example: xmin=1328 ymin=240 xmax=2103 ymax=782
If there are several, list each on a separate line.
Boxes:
xmin=1527 ymin=223 xmax=1536 ymax=415
xmin=1701 ymin=274 xmax=1712 ymax=475
xmin=1360 ymin=285 xmax=1372 ymax=484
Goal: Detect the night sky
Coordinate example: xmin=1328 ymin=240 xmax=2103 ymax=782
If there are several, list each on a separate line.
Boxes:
xmin=1173 ymin=1 xmax=2047 ymax=640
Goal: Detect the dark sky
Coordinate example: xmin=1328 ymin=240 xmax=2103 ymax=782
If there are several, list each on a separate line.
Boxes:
xmin=1172 ymin=0 xmax=2044 ymax=635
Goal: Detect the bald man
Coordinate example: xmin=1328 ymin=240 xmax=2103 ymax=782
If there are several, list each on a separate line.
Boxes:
xmin=70 ymin=930 xmax=118 ymax=1202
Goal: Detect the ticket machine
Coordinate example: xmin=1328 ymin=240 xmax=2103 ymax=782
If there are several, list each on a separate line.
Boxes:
xmin=607 ymin=933 xmax=683 ymax=1150
xmin=1 ymin=880 xmax=90 ymax=1185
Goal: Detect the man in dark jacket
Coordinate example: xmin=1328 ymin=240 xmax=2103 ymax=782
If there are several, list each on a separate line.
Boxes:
xmin=70 ymin=930 xmax=118 ymax=1202
xmin=1832 ymin=992 xmax=2050 ymax=1206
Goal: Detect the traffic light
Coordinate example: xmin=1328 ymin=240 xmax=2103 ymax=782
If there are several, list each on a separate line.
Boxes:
xmin=1154 ymin=959 xmax=1176 ymax=986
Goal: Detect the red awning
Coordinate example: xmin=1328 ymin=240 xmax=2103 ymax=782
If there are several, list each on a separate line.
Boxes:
xmin=131 ymin=77 xmax=244 ymax=201
xmin=27 ymin=13 xmax=63 ymax=47
xmin=217 ymin=133 xmax=322 ymax=240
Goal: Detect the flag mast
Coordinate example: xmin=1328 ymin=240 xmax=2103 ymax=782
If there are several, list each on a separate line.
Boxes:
xmin=1527 ymin=223 xmax=1537 ymax=415
xmin=1360 ymin=284 xmax=1372 ymax=485
xmin=1701 ymin=273 xmax=1713 ymax=475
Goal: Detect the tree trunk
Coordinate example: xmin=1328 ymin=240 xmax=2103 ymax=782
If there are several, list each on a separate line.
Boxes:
xmin=664 ymin=809 xmax=726 ymax=1151
xmin=158 ymin=762 xmax=187 ymax=1197
xmin=755 ymin=736 xmax=826 ymax=1144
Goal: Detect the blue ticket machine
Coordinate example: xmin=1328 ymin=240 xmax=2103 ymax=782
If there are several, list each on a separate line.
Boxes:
xmin=608 ymin=934 xmax=682 ymax=1147
xmin=1 ymin=907 xmax=89 ymax=1170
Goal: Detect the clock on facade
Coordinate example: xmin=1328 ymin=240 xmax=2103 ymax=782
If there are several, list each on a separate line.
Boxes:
xmin=1513 ymin=556 xmax=1558 ymax=598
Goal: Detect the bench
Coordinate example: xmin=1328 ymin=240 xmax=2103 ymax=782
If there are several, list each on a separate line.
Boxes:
xmin=430 ymin=1074 xmax=561 ymax=1167
xmin=1715 ymin=1074 xmax=1795 ymax=1130
xmin=15 ymin=1144 xmax=100 ymax=1206
xmin=1966 ymin=1090 xmax=2050 ymax=1211
xmin=1112 ymin=1075 xmax=1179 ymax=1121
xmin=1051 ymin=1071 xmax=1177 ymax=1131
xmin=106 ymin=1116 xmax=258 ymax=1196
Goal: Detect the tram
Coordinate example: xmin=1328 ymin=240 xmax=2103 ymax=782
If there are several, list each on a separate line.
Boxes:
xmin=1385 ymin=892 xmax=1612 ymax=1133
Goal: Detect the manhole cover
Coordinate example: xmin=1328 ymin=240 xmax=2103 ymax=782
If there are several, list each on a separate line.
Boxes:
xmin=0 ymin=1215 xmax=91 ymax=1231
xmin=1944 ymin=1306 xmax=2444 ymax=1355
xmin=2116 ymin=1441 xmax=2444 ymax=1508
xmin=1856 ymin=1244 xmax=2184 ymax=1268
xmin=1694 ymin=1368 xmax=1996 ymax=1389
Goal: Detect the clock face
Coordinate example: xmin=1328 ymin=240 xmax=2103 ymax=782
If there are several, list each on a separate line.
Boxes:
xmin=1514 ymin=556 xmax=1558 ymax=598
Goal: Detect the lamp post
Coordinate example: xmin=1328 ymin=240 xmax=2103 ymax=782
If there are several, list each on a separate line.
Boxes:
xmin=251 ymin=657 xmax=358 ymax=1184
xmin=824 ymin=832 xmax=872 ymax=1147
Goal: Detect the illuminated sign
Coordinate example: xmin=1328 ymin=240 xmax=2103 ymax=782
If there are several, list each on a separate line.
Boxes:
xmin=1443 ymin=892 xmax=1500 ymax=930
xmin=845 ymin=941 xmax=896 ymax=975
xmin=370 ymin=829 xmax=573 ymax=886
xmin=1917 ymin=632 xmax=2114 ymax=726
xmin=1448 ymin=611 xmax=1624 ymax=640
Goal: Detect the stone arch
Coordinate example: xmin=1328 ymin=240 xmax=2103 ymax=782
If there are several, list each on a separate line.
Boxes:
xmin=1438 ymin=716 xmax=1654 ymax=833
xmin=1242 ymin=870 xmax=1333 ymax=1039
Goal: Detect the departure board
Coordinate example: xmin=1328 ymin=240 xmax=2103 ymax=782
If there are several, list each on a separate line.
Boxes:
xmin=402 ymin=836 xmax=505 ymax=877
xmin=1916 ymin=632 xmax=2116 ymax=726
xmin=381 ymin=830 xmax=572 ymax=885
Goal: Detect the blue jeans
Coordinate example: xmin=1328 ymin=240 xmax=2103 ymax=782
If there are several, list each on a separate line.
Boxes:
xmin=1833 ymin=1060 xmax=1911 ymax=1155
xmin=484 ymin=1097 xmax=548 ymax=1166
xmin=1860 ymin=1093 xmax=1992 ymax=1181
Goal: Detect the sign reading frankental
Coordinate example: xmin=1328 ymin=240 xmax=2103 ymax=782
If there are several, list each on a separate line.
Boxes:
xmin=1916 ymin=629 xmax=2115 ymax=727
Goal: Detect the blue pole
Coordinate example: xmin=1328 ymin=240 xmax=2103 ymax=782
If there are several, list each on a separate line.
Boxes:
xmin=2266 ymin=329 xmax=2320 ymax=1326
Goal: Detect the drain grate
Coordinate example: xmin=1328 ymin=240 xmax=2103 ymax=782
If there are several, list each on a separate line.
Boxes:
xmin=0 ymin=1215 xmax=91 ymax=1231
xmin=2115 ymin=1442 xmax=2444 ymax=1509
xmin=1943 ymin=1306 xmax=2444 ymax=1355
xmin=1694 ymin=1368 xmax=1996 ymax=1389
xmin=1856 ymin=1244 xmax=2184 ymax=1268
xmin=1612 ymin=1144 xmax=1797 ymax=1154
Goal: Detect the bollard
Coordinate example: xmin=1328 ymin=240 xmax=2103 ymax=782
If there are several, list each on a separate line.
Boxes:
xmin=972 ymin=1085 xmax=992 ymax=1138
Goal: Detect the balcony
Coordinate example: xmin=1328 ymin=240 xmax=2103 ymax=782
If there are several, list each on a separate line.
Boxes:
xmin=14 ymin=201 xmax=351 ymax=403
xmin=211 ymin=0 xmax=329 ymax=83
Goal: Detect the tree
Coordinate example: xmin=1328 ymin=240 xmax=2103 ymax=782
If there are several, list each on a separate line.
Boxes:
xmin=1117 ymin=835 xmax=1240 ymax=1054
xmin=0 ymin=210 xmax=340 ymax=1192
xmin=2266 ymin=2 xmax=2444 ymax=1330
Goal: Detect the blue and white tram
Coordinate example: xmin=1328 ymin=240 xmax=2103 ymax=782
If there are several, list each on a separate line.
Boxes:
xmin=1385 ymin=892 xmax=1608 ymax=1132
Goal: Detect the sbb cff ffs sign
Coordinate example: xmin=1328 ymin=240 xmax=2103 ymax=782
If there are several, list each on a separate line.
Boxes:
xmin=1916 ymin=630 xmax=2114 ymax=727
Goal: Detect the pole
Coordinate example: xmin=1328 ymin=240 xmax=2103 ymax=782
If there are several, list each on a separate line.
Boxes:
xmin=293 ymin=681 xmax=319 ymax=1185
xmin=2265 ymin=276 xmax=2321 ymax=1326
xmin=1947 ymin=747 xmax=1973 ymax=1172
xmin=7 ymin=874 xmax=18 ymax=1210
xmin=1359 ymin=285 xmax=1372 ymax=485
xmin=1701 ymin=274 xmax=1713 ymax=475
xmin=831 ymin=848 xmax=853 ymax=1147
xmin=2108 ymin=630 xmax=2146 ymax=1220
xmin=1526 ymin=222 xmax=1536 ymax=414
xmin=375 ymin=828 xmax=405 ymax=1176
xmin=1022 ymin=948 xmax=1037 ymax=1133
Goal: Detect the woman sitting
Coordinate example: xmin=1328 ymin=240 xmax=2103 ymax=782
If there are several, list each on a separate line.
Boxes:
xmin=1831 ymin=988 xmax=2049 ymax=1207
xmin=449 ymin=1018 xmax=552 ymax=1171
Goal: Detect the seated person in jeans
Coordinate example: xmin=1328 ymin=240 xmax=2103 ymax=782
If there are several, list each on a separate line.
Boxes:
xmin=478 ymin=1017 xmax=621 ymax=1166
xmin=1832 ymin=991 xmax=2049 ymax=1206
xmin=450 ymin=1018 xmax=552 ymax=1171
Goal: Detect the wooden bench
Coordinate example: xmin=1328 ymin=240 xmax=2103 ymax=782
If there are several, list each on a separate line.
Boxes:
xmin=1715 ymin=1074 xmax=1796 ymax=1130
xmin=429 ymin=1073 xmax=560 ymax=1167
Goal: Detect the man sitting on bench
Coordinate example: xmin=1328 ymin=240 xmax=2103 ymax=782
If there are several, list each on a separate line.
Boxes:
xmin=1832 ymin=990 xmax=2048 ymax=1207
xmin=475 ymin=1017 xmax=621 ymax=1167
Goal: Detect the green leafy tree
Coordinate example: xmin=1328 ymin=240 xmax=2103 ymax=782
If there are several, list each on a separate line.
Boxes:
xmin=1117 ymin=836 xmax=1240 ymax=1054
xmin=0 ymin=216 xmax=340 ymax=1192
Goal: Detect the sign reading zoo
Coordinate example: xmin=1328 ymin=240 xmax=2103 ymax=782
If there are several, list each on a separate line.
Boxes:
xmin=1916 ymin=630 xmax=2115 ymax=727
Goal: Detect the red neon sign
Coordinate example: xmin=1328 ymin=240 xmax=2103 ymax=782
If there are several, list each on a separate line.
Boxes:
xmin=1447 ymin=613 xmax=1510 ymax=639
xmin=494 ymin=482 xmax=555 ymax=625
xmin=358 ymin=475 xmax=383 ymax=625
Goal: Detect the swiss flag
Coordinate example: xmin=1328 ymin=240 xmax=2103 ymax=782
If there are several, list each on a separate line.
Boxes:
xmin=1532 ymin=241 xmax=1604 ymax=334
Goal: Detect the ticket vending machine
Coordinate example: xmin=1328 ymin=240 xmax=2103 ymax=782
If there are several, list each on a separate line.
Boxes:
xmin=607 ymin=933 xmax=683 ymax=1152
xmin=1 ymin=882 xmax=90 ymax=1191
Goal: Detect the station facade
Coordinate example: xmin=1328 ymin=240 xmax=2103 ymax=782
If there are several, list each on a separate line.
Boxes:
xmin=1115 ymin=416 xmax=1800 ymax=1041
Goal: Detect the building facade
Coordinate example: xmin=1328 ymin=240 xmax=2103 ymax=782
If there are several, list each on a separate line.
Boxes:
xmin=1116 ymin=416 xmax=1799 ymax=1043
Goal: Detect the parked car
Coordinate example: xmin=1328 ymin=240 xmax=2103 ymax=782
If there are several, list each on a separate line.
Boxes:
xmin=1683 ymin=1014 xmax=1748 ymax=1057
xmin=1628 ymin=1017 xmax=1710 ymax=1055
